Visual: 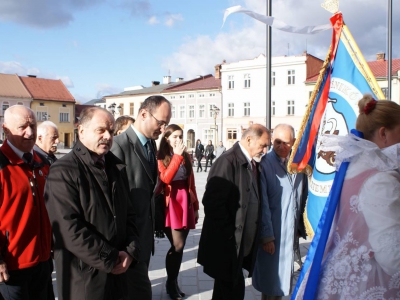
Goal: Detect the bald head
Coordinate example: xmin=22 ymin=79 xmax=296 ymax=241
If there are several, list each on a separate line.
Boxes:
xmin=3 ymin=105 xmax=37 ymax=152
xmin=36 ymin=121 xmax=59 ymax=154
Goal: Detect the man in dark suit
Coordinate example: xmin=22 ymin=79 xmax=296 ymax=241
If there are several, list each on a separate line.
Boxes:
xmin=34 ymin=120 xmax=59 ymax=165
xmin=111 ymin=95 xmax=172 ymax=299
xmin=198 ymin=124 xmax=271 ymax=300
xmin=195 ymin=139 xmax=204 ymax=172
xmin=45 ymin=107 xmax=140 ymax=300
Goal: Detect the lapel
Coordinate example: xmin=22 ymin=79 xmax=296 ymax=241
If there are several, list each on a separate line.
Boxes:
xmin=272 ymin=149 xmax=296 ymax=187
xmin=125 ymin=127 xmax=155 ymax=184
xmin=73 ymin=140 xmax=114 ymax=213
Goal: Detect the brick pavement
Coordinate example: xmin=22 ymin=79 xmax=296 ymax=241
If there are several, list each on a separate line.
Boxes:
xmin=52 ymin=167 xmax=310 ymax=299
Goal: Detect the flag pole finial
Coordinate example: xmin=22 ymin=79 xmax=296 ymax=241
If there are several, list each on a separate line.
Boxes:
xmin=321 ymin=0 xmax=339 ymax=14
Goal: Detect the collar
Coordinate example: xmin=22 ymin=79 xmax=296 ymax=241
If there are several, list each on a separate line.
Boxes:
xmin=238 ymin=142 xmax=252 ymax=165
xmin=7 ymin=140 xmax=32 ymax=160
xmin=132 ymin=124 xmax=149 ymax=147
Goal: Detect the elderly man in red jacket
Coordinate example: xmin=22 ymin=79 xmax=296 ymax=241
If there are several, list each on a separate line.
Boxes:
xmin=0 ymin=105 xmax=52 ymax=299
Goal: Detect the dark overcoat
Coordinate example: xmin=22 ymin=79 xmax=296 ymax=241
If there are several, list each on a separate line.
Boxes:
xmin=111 ymin=126 xmax=157 ymax=262
xmin=44 ymin=140 xmax=140 ymax=300
xmin=197 ymin=142 xmax=261 ymax=282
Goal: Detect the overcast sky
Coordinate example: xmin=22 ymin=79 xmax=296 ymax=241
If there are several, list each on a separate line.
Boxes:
xmin=0 ymin=0 xmax=398 ymax=103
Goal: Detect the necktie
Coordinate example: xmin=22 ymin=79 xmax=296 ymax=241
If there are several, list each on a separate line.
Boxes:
xmin=145 ymin=141 xmax=156 ymax=177
xmin=251 ymin=159 xmax=258 ymax=182
xmin=23 ymin=152 xmax=33 ymax=164
xmin=95 ymin=159 xmax=105 ymax=171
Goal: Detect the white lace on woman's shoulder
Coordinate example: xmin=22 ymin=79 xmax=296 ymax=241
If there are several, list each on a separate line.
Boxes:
xmin=320 ymin=134 xmax=400 ymax=171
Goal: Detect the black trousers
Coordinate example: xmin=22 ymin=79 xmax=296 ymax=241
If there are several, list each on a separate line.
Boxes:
xmin=212 ymin=271 xmax=245 ymax=300
xmin=205 ymin=156 xmax=214 ymax=170
xmin=0 ymin=260 xmax=50 ymax=300
xmin=126 ymin=259 xmax=152 ymax=300
xmin=196 ymin=156 xmax=203 ymax=171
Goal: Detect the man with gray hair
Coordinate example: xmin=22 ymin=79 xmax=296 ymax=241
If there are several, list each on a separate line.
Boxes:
xmin=252 ymin=124 xmax=308 ymax=300
xmin=198 ymin=124 xmax=271 ymax=300
xmin=34 ymin=121 xmax=59 ymax=165
xmin=0 ymin=105 xmax=52 ymax=299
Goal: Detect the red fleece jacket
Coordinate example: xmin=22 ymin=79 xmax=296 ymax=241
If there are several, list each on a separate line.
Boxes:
xmin=0 ymin=141 xmax=52 ymax=270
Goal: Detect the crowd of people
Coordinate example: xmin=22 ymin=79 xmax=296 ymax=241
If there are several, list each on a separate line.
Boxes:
xmin=0 ymin=93 xmax=398 ymax=300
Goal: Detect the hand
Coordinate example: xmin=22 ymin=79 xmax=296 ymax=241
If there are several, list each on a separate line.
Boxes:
xmin=111 ymin=251 xmax=133 ymax=275
xmin=0 ymin=261 xmax=10 ymax=282
xmin=262 ymin=241 xmax=275 ymax=255
xmin=173 ymin=139 xmax=186 ymax=156
xmin=194 ymin=210 xmax=199 ymax=224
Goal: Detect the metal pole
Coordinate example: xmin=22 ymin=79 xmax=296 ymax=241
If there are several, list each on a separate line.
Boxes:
xmin=387 ymin=0 xmax=393 ymax=100
xmin=266 ymin=0 xmax=272 ymax=129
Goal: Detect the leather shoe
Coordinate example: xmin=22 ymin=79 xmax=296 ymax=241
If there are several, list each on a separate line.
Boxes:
xmin=166 ymin=280 xmax=182 ymax=300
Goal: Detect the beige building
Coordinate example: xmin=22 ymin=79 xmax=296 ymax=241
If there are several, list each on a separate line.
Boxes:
xmin=20 ymin=75 xmax=76 ymax=148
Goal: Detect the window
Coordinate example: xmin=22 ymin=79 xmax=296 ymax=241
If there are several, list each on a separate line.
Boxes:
xmin=199 ymin=104 xmax=205 ymax=118
xmin=244 ymin=102 xmax=250 ymax=116
xmin=209 ymin=93 xmax=215 ymax=97
xmin=228 ymin=75 xmax=235 ymax=89
xmin=2 ymin=102 xmax=9 ymax=115
xmin=272 ymin=101 xmax=276 ymax=116
xmin=228 ymin=103 xmax=234 ymax=117
xmin=272 ymin=71 xmax=276 ymax=86
xmin=180 ymin=95 xmax=185 ymax=99
xmin=188 ymin=94 xmax=194 ymax=98
xmin=171 ymin=95 xmax=176 ymax=99
xmin=204 ymin=129 xmax=214 ymax=142
xmin=288 ymin=70 xmax=295 ymax=85
xmin=209 ymin=104 xmax=214 ymax=118
xmin=130 ymin=103 xmax=134 ymax=115
xmin=287 ymin=100 xmax=295 ymax=115
xmin=171 ymin=106 xmax=176 ymax=118
xmin=119 ymin=103 xmax=124 ymax=114
xmin=180 ymin=105 xmax=185 ymax=118
xmin=37 ymin=111 xmax=48 ymax=121
xmin=189 ymin=105 xmax=195 ymax=118
xmin=199 ymin=93 xmax=205 ymax=98
xmin=62 ymin=104 xmax=67 ymax=107
xmin=59 ymin=112 xmax=69 ymax=122
xmin=309 ymin=91 xmax=313 ymax=99
xmin=227 ymin=129 xmax=237 ymax=140
xmin=244 ymin=74 xmax=251 ymax=88
xmin=381 ymin=87 xmax=388 ymax=99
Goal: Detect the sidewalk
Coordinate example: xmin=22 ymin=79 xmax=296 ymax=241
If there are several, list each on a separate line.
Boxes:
xmin=149 ymin=169 xmax=310 ymax=300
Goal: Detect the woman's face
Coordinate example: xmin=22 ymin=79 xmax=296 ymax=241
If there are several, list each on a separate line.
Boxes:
xmin=385 ymin=124 xmax=400 ymax=147
xmin=167 ymin=130 xmax=183 ymax=148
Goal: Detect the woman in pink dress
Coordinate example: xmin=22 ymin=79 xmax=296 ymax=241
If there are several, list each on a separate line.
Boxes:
xmin=294 ymin=94 xmax=400 ymax=299
xmin=157 ymin=124 xmax=199 ymax=300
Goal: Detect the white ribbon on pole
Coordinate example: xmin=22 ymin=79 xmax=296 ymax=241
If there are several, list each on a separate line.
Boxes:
xmin=222 ymin=5 xmax=332 ymax=34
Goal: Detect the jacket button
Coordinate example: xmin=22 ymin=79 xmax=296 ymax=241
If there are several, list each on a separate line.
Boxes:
xmin=76 ymin=147 xmax=81 ymax=151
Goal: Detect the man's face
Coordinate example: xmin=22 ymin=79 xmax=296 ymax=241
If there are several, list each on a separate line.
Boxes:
xmin=141 ymin=102 xmax=171 ymax=139
xmin=79 ymin=110 xmax=115 ymax=157
xmin=272 ymin=128 xmax=295 ymax=158
xmin=247 ymin=132 xmax=271 ymax=158
xmin=219 ymin=141 xmax=223 ymax=147
xmin=3 ymin=108 xmax=36 ymax=153
xmin=41 ymin=127 xmax=59 ymax=154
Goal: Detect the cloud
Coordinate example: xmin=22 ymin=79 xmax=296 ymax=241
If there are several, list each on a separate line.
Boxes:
xmin=164 ymin=13 xmax=183 ymax=27
xmin=95 ymin=83 xmax=121 ymax=99
xmin=163 ymin=0 xmax=400 ymax=79
xmin=148 ymin=15 xmax=159 ymax=25
xmin=57 ymin=76 xmax=74 ymax=88
xmin=0 ymin=0 xmax=149 ymax=28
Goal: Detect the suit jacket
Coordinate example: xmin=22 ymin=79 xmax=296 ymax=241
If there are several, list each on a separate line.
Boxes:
xmin=44 ymin=140 xmax=139 ymax=300
xmin=111 ymin=126 xmax=157 ymax=262
xmin=197 ymin=142 xmax=261 ymax=282
xmin=195 ymin=144 xmax=204 ymax=158
xmin=33 ymin=145 xmax=57 ymax=165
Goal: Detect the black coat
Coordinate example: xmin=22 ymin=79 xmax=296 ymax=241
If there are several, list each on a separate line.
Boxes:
xmin=195 ymin=143 xmax=204 ymax=159
xmin=111 ymin=126 xmax=158 ymax=262
xmin=197 ymin=142 xmax=261 ymax=282
xmin=45 ymin=140 xmax=140 ymax=300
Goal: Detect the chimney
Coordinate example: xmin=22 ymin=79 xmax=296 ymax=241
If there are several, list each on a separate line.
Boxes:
xmin=152 ymin=81 xmax=160 ymax=86
xmin=163 ymin=76 xmax=171 ymax=84
xmin=376 ymin=52 xmax=385 ymax=61
xmin=214 ymin=63 xmax=223 ymax=79
xmin=27 ymin=75 xmax=37 ymax=78
xmin=175 ymin=77 xmax=184 ymax=82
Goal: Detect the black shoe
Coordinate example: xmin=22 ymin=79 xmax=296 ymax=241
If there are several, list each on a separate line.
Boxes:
xmin=166 ymin=280 xmax=182 ymax=300
xmin=175 ymin=280 xmax=185 ymax=297
xmin=204 ymin=170 xmax=207 ymax=172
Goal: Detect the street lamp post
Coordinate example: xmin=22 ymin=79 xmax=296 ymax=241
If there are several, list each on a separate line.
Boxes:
xmin=210 ymin=105 xmax=220 ymax=146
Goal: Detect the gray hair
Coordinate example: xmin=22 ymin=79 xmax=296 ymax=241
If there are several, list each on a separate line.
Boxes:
xmin=37 ymin=121 xmax=58 ymax=137
xmin=241 ymin=124 xmax=270 ymax=140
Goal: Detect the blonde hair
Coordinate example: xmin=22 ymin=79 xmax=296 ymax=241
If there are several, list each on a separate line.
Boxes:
xmin=356 ymin=94 xmax=400 ymax=141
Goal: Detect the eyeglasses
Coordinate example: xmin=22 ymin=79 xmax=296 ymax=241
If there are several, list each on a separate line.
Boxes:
xmin=148 ymin=111 xmax=168 ymax=128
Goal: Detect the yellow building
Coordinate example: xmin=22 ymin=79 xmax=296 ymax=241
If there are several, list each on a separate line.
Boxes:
xmin=20 ymin=75 xmax=75 ymax=148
